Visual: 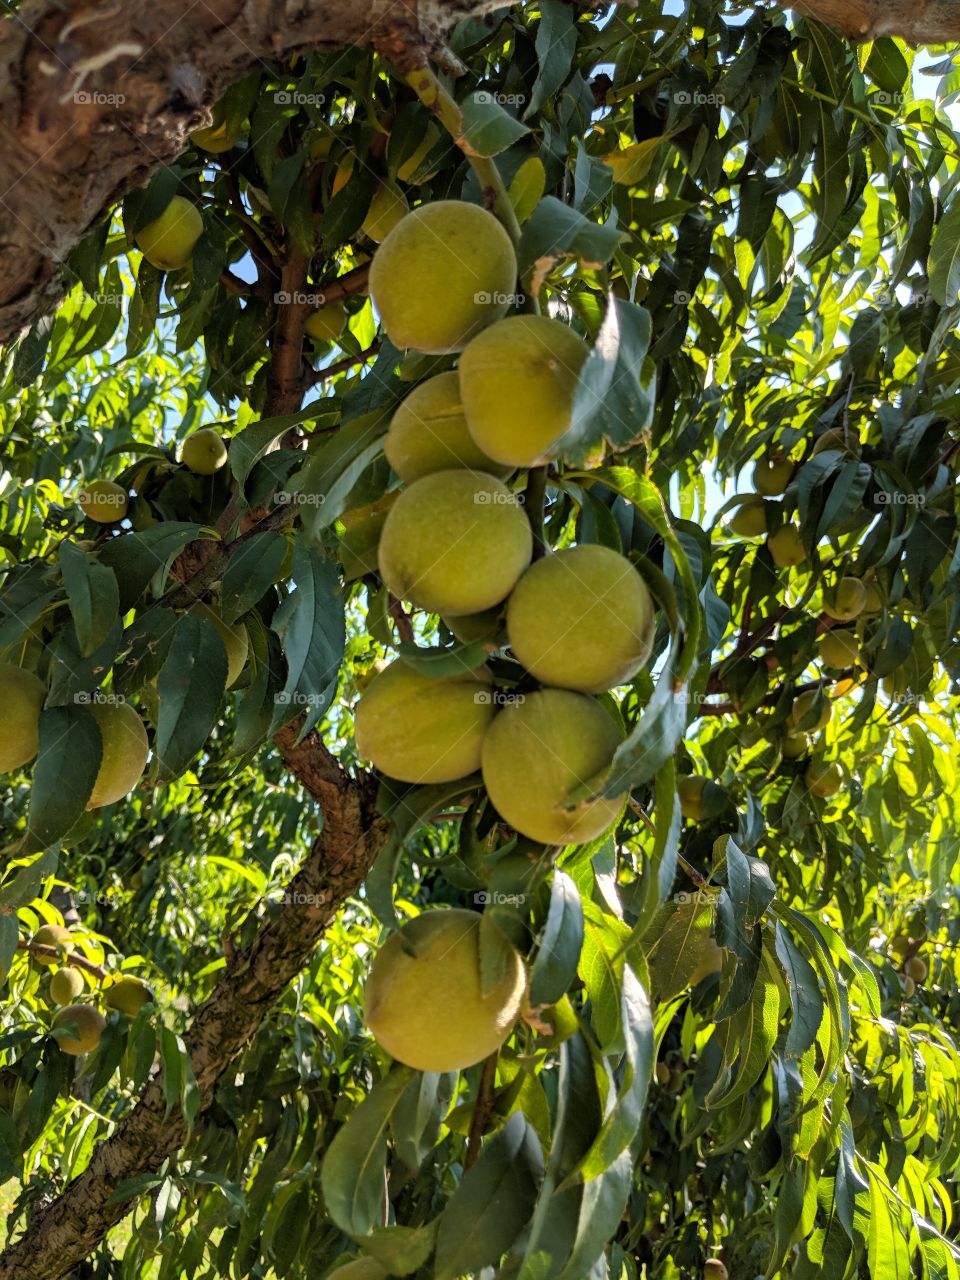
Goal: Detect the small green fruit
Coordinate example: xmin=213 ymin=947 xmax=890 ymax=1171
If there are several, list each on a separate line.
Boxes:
xmin=789 ymin=689 xmax=832 ymax=732
xmin=767 ymin=523 xmax=805 ymax=567
xmin=481 ymin=689 xmax=624 ymax=846
xmin=30 ymin=925 xmax=74 ymax=968
xmin=305 ymin=302 xmax=347 ymax=344
xmin=690 ymin=941 xmax=724 ymax=985
xmin=384 ymin=372 xmax=512 ymax=483
xmin=901 ymin=974 xmax=916 ymax=998
xmin=86 ymin=701 xmax=150 ymax=810
xmin=753 ymin=454 xmax=794 ymax=496
xmin=824 ymin=576 xmax=868 ymax=622
xmin=105 ymin=977 xmax=153 ymax=1016
xmin=0 ymin=663 xmax=45 ymax=773
xmin=820 ymin=628 xmax=859 ymax=669
xmin=190 ymin=104 xmax=244 ymax=153
xmin=445 ymin=607 xmax=504 ymax=645
xmin=704 ymin=1262 xmax=728 ymax=1280
xmin=365 ymin=909 xmax=526 ymax=1072
xmin=369 ymin=201 xmax=518 ymax=354
xmin=378 ymin=470 xmax=532 ymax=616
xmin=362 ymin=184 xmax=409 ymax=242
xmin=52 ymin=1004 xmax=106 ymax=1056
xmin=181 ymin=428 xmax=228 ymax=475
xmin=79 ymin=480 xmax=128 ymax=524
xmin=49 ymin=968 xmax=84 ymax=1006
xmin=655 ymin=1062 xmax=672 ymax=1086
xmin=506 ymin=545 xmax=655 ymax=694
xmin=805 ymin=758 xmax=841 ymax=797
xmin=904 ymin=955 xmax=927 ymax=982
xmin=781 ymin=730 xmax=809 ymax=760
xmin=189 ymin=602 xmax=248 ymax=688
xmin=459 ymin=315 xmax=590 ymax=467
xmin=729 ymin=496 xmax=769 ymax=538
xmin=862 ymin=580 xmax=883 ymax=613
xmin=890 ymin=933 xmax=912 ymax=957
xmin=134 ymin=196 xmax=203 ymax=272
xmin=678 ymin=775 xmax=707 ymax=821
xmin=811 ymin=428 xmax=857 ymax=456
xmin=355 ymin=660 xmax=496 ymax=784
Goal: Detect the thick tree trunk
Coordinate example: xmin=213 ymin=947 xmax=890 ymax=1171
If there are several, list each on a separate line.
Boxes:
xmin=775 ymin=0 xmax=960 ymax=42
xmin=0 ymin=727 xmax=389 ymax=1280
xmin=0 ymin=0 xmax=500 ymax=341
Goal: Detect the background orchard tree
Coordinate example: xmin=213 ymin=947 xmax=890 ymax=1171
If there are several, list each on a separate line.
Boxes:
xmin=3 ymin=0 xmax=960 ymax=1278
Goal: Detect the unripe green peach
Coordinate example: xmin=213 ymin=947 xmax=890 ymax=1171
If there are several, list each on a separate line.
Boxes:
xmin=901 ymin=975 xmax=916 ymax=998
xmin=753 ymin=454 xmax=794 ymax=496
xmin=369 ymin=201 xmax=517 ymax=354
xmin=728 ymin=496 xmax=770 ymax=538
xmin=805 ymin=758 xmax=841 ymax=797
xmin=445 ymin=607 xmax=505 ymax=645
xmin=789 ymin=689 xmax=832 ymax=732
xmin=79 ymin=480 xmax=128 ymax=524
xmin=824 ymin=576 xmax=868 ymax=622
xmin=365 ymin=909 xmax=526 ymax=1072
xmin=189 ymin=602 xmax=248 ymax=687
xmin=384 ymin=372 xmax=512 ymax=483
xmin=0 ymin=663 xmax=45 ymax=772
xmin=904 ymin=955 xmax=927 ymax=982
xmin=30 ymin=925 xmax=74 ymax=968
xmin=655 ymin=1062 xmax=672 ymax=1086
xmin=134 ymin=196 xmax=203 ymax=272
xmin=781 ymin=730 xmax=809 ymax=759
xmin=506 ymin=545 xmax=655 ymax=693
xmin=481 ymin=689 xmax=623 ymax=845
xmin=339 ymin=505 xmax=390 ymax=582
xmin=767 ymin=523 xmax=805 ymax=567
xmin=812 ymin=428 xmax=858 ymax=456
xmin=678 ymin=774 xmax=707 ymax=821
xmin=378 ymin=470 xmax=532 ymax=616
xmin=890 ymin=933 xmax=912 ymax=957
xmin=862 ymin=580 xmax=883 ymax=613
xmin=305 ymin=302 xmax=347 ymax=343
xmin=690 ymin=940 xmax=724 ymax=985
xmin=820 ymin=628 xmax=859 ymax=669
xmin=355 ymin=660 xmax=496 ymax=784
xmin=330 ymin=1260 xmax=389 ymax=1280
xmin=459 ymin=315 xmax=590 ymax=467
xmin=49 ymin=968 xmax=84 ymax=1006
xmin=86 ymin=701 xmax=150 ymax=810
xmin=190 ymin=104 xmax=244 ymax=153
xmin=181 ymin=428 xmax=228 ymax=475
xmin=105 ymin=976 xmax=153 ymax=1016
xmin=52 ymin=1004 xmax=106 ymax=1056
xmin=362 ymin=183 xmax=409 ymax=242
xmin=704 ymin=1261 xmax=728 ymax=1280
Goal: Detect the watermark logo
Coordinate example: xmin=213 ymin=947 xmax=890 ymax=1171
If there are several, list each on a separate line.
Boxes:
xmin=78 ymin=488 xmax=127 ymax=508
xmin=475 ymin=290 xmax=525 ymax=306
xmin=674 ymin=889 xmax=720 ymax=905
xmin=674 ymin=90 xmax=725 ymax=107
xmin=474 ymin=890 xmax=527 ymax=906
xmin=275 ymin=490 xmax=325 ymax=506
xmin=474 ymin=690 xmax=525 ymax=707
xmin=275 ymin=290 xmax=328 ymax=306
xmin=875 ymin=491 xmax=925 ymax=507
xmin=475 ymin=91 xmax=526 ymax=107
xmin=474 ymin=490 xmax=524 ymax=506
xmin=74 ymin=690 xmax=126 ymax=706
xmin=674 ymin=290 xmax=692 ymax=305
xmin=274 ymin=691 xmax=326 ymax=706
xmin=74 ymin=91 xmax=126 ymax=106
xmin=76 ymin=887 xmax=122 ymax=906
xmin=273 ymin=91 xmax=326 ymax=107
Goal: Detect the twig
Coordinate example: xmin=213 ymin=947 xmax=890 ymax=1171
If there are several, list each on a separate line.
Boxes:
xmin=465 ymin=1052 xmax=499 ymax=1170
xmin=308 ymin=342 xmax=381 ymax=386
xmin=17 ymin=941 xmax=107 ymax=981
xmin=219 ymin=270 xmax=250 ymax=297
xmin=315 ymin=263 xmax=371 ymax=306
xmin=388 ymin=595 xmax=415 ymax=643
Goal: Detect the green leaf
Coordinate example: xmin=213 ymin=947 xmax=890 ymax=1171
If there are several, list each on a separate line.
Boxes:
xmin=269 ymin=545 xmax=345 ymax=736
xmin=459 ymin=92 xmax=530 ymax=157
xmin=321 ymin=1067 xmax=413 ymax=1236
xmin=553 ymin=1151 xmax=633 ymax=1280
xmin=574 ymin=965 xmax=652 ymax=1181
xmin=220 ymin=531 xmax=287 ymax=623
xmin=155 ymin=613 xmax=228 ymax=779
xmin=24 ymin=708 xmax=102 ymax=850
xmin=58 ymin=541 xmax=120 ymax=657
xmin=391 ymin=1071 xmax=457 ymax=1170
xmin=554 ymin=297 xmax=654 ymax=465
xmin=362 ymin=1224 xmax=438 ymax=1276
xmin=529 ymin=871 xmax=583 ymax=1006
xmin=525 ymin=1 xmax=577 ymax=118
xmin=0 ymin=915 xmax=20 ymax=984
xmin=775 ymin=921 xmax=824 ymax=1057
xmin=229 ymin=407 xmax=319 ymax=488
xmin=13 ymin=315 xmax=53 ymax=388
xmin=99 ymin=523 xmax=205 ymax=611
xmin=929 ymin=197 xmax=960 ymax=305
xmin=519 ymin=197 xmax=623 ymax=282
xmin=291 ymin=410 xmax=389 ymax=537
xmin=397 ymin=640 xmax=492 ymax=679
xmin=435 ymin=1112 xmax=544 ymax=1280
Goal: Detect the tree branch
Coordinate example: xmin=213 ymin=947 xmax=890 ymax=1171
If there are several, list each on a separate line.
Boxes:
xmin=0 ymin=0 xmax=503 ymax=340
xmin=0 ymin=724 xmax=389 ymax=1280
xmin=772 ymin=0 xmax=960 ymax=43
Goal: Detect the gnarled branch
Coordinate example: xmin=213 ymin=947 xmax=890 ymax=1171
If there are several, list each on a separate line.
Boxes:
xmin=773 ymin=0 xmax=960 ymax=43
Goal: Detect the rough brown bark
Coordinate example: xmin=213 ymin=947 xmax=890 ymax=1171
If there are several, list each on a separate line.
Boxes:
xmin=774 ymin=0 xmax=960 ymax=42
xmin=0 ymin=0 xmax=498 ymax=341
xmin=0 ymin=727 xmax=389 ymax=1280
